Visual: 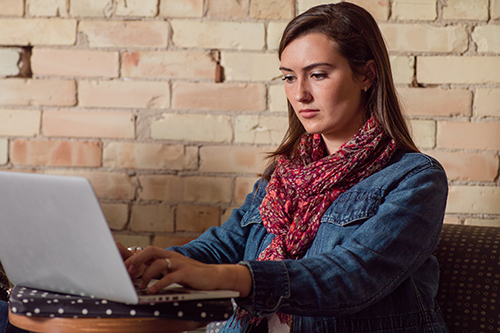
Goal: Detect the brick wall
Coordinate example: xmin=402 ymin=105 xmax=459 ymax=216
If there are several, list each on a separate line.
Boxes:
xmin=0 ymin=0 xmax=499 ymax=248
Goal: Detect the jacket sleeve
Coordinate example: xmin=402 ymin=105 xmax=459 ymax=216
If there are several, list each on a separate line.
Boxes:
xmin=237 ymin=157 xmax=448 ymax=318
xmin=167 ymin=179 xmax=267 ymax=265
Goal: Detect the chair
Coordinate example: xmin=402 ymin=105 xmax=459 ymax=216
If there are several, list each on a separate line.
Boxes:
xmin=434 ymin=223 xmax=500 ymax=333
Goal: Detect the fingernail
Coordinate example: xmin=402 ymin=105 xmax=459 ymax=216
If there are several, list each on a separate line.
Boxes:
xmin=128 ymin=265 xmax=137 ymax=274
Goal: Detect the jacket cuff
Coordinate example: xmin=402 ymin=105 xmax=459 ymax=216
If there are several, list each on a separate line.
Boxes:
xmin=236 ymin=260 xmax=291 ymax=317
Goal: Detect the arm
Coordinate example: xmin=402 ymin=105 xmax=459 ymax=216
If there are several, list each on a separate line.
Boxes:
xmin=124 ymin=180 xmax=268 ymax=296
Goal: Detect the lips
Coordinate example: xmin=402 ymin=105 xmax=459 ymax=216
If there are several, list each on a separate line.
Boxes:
xmin=299 ymin=109 xmax=320 ymax=118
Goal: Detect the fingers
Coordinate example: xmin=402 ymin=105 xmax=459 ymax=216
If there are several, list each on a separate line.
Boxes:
xmin=116 ymin=242 xmax=133 ymax=261
xmin=139 ymin=257 xmax=171 ymax=288
xmin=127 ymin=246 xmax=168 ymax=272
xmin=142 ymin=258 xmax=178 ymax=293
xmin=125 ymin=247 xmax=221 ymax=294
xmin=126 ymin=246 xmax=177 ymax=290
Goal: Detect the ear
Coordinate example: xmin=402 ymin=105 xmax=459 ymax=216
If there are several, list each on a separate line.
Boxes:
xmin=361 ymin=60 xmax=376 ymax=90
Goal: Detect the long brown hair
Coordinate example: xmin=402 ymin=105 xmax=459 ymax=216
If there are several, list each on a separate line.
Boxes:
xmin=264 ymin=2 xmax=418 ymax=179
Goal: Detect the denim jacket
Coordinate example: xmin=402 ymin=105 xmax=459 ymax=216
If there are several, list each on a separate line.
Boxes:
xmin=170 ymin=151 xmax=449 ymax=333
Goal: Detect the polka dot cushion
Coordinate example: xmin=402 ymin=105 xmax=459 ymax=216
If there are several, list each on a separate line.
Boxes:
xmin=9 ymin=285 xmax=233 ymax=322
xmin=434 ymin=224 xmax=500 ymax=333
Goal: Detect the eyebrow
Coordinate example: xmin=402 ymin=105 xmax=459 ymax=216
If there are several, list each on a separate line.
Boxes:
xmin=279 ymin=62 xmax=333 ymax=72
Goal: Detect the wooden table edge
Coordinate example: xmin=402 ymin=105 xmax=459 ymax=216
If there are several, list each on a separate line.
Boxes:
xmin=9 ymin=308 xmax=207 ymax=333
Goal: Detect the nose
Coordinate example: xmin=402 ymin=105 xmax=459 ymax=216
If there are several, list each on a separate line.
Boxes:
xmin=294 ymin=78 xmax=312 ymax=103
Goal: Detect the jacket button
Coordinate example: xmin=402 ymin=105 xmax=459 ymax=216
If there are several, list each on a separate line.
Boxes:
xmin=265 ymin=296 xmax=277 ymax=309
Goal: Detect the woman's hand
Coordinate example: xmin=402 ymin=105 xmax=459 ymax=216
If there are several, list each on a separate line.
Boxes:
xmin=125 ymin=246 xmax=252 ymax=298
xmin=116 ymin=241 xmax=133 ymax=260
xmin=115 ymin=242 xmax=146 ymax=279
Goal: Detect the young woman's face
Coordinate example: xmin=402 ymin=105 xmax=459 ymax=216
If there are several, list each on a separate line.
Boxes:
xmin=280 ymin=33 xmax=369 ymax=153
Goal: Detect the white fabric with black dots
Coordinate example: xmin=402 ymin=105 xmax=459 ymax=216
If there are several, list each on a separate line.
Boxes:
xmin=9 ymin=285 xmax=233 ymax=322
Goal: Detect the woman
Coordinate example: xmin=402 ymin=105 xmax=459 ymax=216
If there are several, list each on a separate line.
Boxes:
xmin=124 ymin=3 xmax=449 ymax=332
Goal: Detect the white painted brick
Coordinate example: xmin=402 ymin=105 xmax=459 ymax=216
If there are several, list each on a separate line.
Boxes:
xmin=78 ymin=80 xmax=170 ymax=109
xmin=0 ymin=109 xmax=40 ymax=136
xmin=380 ymin=24 xmax=468 ymax=53
xmin=115 ymin=0 xmax=158 ymax=16
xmin=0 ymin=48 xmax=21 ymax=77
xmin=151 ymin=113 xmax=233 ymax=143
xmin=410 ymin=119 xmax=435 ymax=148
xmin=130 ymin=204 xmax=174 ymax=233
xmin=27 ymin=0 xmax=68 ymax=17
xmin=417 ymin=56 xmax=500 ymax=84
xmin=79 ymin=20 xmax=169 ymax=48
xmin=235 ymin=176 xmax=259 ymax=203
xmin=0 ymin=0 xmax=24 ymax=16
xmin=0 ymin=138 xmax=7 ymax=165
xmin=298 ymin=0 xmax=337 ymax=14
xmin=103 ymin=142 xmax=195 ymax=170
xmin=267 ymin=22 xmax=288 ymax=51
xmin=70 ymin=0 xmax=112 ymax=17
xmin=159 ymin=0 xmax=204 ymax=17
xmin=437 ymin=121 xmax=500 ymax=151
xmin=472 ymin=25 xmax=500 ymax=54
xmin=349 ymin=0 xmax=390 ymax=20
xmin=101 ymin=203 xmax=128 ymax=231
xmin=0 ymin=19 xmax=76 ymax=45
xmin=176 ymin=205 xmax=220 ymax=232
xmin=122 ymin=51 xmax=214 ymax=79
xmin=206 ymin=0 xmax=249 ymax=18
xmin=442 ymin=0 xmax=488 ymax=20
xmin=199 ymin=145 xmax=270 ymax=174
xmin=222 ymin=52 xmax=280 ymax=81
xmin=465 ymin=218 xmax=500 ymax=227
xmin=298 ymin=0 xmax=389 ymax=20
xmin=269 ymin=84 xmax=288 ymax=113
xmin=447 ymin=186 xmax=500 ymax=215
xmin=392 ymin=0 xmax=437 ymax=20
xmin=43 ymin=110 xmax=134 ymax=139
xmin=184 ymin=176 xmax=232 ymax=203
xmin=235 ymin=115 xmax=288 ymax=145
xmin=32 ymin=49 xmax=119 ymax=78
xmin=171 ymin=20 xmax=265 ymax=51
xmin=250 ymin=0 xmax=294 ymax=19
xmin=493 ymin=0 xmax=500 ymax=20
xmin=43 ymin=169 xmax=136 ymax=200
xmin=390 ymin=55 xmax=414 ymax=84
xmin=398 ymin=88 xmax=472 ymax=117
xmin=0 ymin=79 xmax=76 ymax=107
xmin=475 ymin=88 xmax=500 ymax=117
xmin=172 ymin=82 xmax=266 ymax=111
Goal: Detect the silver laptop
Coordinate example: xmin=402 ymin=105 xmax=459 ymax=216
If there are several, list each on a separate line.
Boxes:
xmin=0 ymin=171 xmax=239 ymax=304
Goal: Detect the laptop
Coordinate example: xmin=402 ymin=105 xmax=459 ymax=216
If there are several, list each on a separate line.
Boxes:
xmin=0 ymin=171 xmax=239 ymax=304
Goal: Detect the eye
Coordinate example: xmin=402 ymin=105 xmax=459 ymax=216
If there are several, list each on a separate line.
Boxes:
xmin=281 ymin=75 xmax=296 ymax=83
xmin=311 ymin=72 xmax=327 ymax=80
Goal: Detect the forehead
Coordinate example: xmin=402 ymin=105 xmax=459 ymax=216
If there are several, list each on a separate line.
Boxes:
xmin=280 ymin=33 xmax=343 ymax=67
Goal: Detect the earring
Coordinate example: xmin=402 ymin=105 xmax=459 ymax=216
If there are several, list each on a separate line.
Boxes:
xmin=363 ymin=87 xmax=368 ymax=92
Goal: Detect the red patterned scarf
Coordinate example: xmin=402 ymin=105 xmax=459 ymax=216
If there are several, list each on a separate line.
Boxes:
xmin=236 ymin=117 xmax=397 ymax=326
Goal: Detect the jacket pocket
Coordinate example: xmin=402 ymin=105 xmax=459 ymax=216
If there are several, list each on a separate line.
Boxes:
xmin=308 ymin=190 xmax=383 ymax=254
xmin=321 ymin=189 xmax=383 ymax=226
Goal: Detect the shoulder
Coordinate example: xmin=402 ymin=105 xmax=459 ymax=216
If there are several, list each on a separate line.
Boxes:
xmin=387 ymin=150 xmax=445 ymax=173
xmin=376 ymin=150 xmax=444 ymax=180
xmin=352 ymin=150 xmax=447 ymax=193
